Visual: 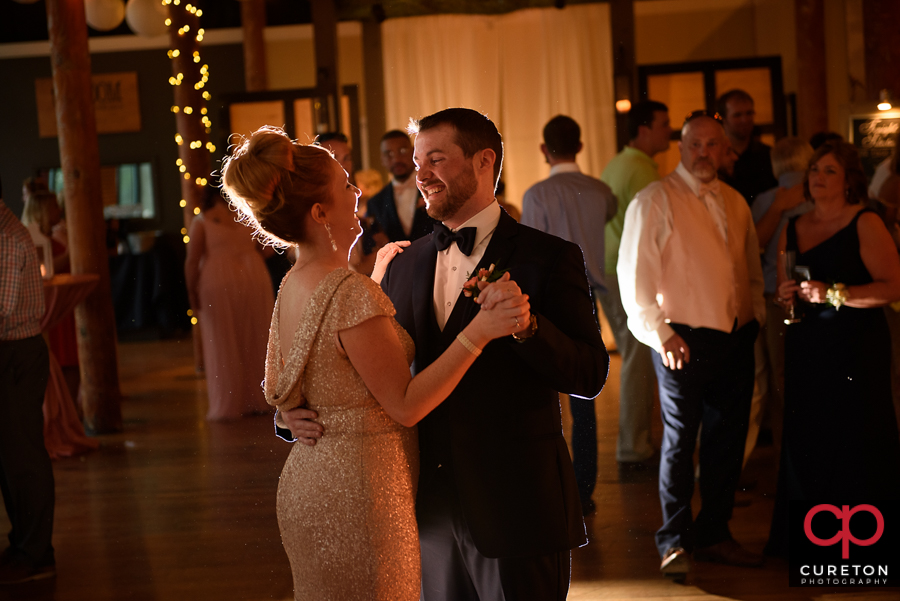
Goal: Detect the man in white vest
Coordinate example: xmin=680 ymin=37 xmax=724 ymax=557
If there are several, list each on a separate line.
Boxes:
xmin=617 ymin=112 xmax=765 ymax=578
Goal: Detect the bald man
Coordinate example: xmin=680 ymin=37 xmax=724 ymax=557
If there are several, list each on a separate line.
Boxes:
xmin=618 ymin=112 xmax=765 ymax=577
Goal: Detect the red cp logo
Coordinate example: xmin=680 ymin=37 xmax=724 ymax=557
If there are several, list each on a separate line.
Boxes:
xmin=804 ymin=504 xmax=884 ymax=559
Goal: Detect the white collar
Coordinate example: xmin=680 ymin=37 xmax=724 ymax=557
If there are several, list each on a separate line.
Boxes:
xmin=447 ymin=201 xmax=502 ymax=250
xmin=549 ymin=162 xmax=581 ymax=177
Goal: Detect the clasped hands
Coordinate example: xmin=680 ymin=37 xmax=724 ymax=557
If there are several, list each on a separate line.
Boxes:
xmin=281 ymin=271 xmax=531 ymax=446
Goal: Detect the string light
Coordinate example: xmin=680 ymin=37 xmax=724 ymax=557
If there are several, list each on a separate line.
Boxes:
xmin=191 ymin=316 xmax=198 ymax=325
xmin=167 ymin=0 xmax=215 ymax=234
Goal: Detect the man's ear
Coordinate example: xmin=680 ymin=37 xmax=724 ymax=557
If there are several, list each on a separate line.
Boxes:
xmin=476 ymin=148 xmax=496 ymax=175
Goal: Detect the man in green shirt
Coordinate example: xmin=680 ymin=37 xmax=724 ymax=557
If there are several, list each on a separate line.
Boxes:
xmin=600 ymin=100 xmax=671 ymax=468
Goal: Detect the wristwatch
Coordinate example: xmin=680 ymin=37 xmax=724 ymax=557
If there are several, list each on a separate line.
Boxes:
xmin=512 ymin=314 xmax=538 ymax=342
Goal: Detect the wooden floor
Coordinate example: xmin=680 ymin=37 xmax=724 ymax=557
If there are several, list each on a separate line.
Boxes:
xmin=0 ymin=337 xmax=894 ymax=601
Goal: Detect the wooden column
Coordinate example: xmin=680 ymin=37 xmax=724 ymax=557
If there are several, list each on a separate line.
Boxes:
xmin=311 ymin=0 xmax=340 ymax=132
xmin=45 ymin=0 xmax=122 ymax=434
xmin=168 ymin=3 xmax=211 ymax=374
xmin=610 ymin=0 xmax=636 ymax=150
xmin=240 ymin=0 xmax=268 ymax=92
xmin=795 ymin=0 xmax=829 ymax=140
xmin=362 ymin=18 xmax=386 ymax=172
xmin=168 ymin=5 xmax=211 ymax=226
xmin=863 ymin=0 xmax=900 ymax=102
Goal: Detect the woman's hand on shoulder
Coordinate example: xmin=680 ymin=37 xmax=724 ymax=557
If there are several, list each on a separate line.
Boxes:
xmin=370 ymin=241 xmax=411 ymax=285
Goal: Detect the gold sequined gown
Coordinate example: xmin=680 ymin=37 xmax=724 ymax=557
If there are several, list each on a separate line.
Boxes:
xmin=265 ymin=268 xmax=420 ymax=601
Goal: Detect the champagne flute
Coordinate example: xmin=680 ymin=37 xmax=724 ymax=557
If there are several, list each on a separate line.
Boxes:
xmin=780 ymin=250 xmax=800 ymax=324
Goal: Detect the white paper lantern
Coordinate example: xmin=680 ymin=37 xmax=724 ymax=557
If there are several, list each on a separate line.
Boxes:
xmin=85 ymin=0 xmax=126 ymax=32
xmin=125 ymin=0 xmax=169 ymax=37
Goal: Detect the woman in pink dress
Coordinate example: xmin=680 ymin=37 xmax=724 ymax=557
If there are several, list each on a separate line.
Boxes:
xmin=185 ymin=188 xmax=275 ymax=420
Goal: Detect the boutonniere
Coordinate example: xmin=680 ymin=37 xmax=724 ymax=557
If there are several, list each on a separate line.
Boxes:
xmin=462 ymin=263 xmax=508 ymax=299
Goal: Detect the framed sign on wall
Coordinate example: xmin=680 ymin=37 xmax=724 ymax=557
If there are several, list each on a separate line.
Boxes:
xmin=36 ymin=71 xmax=141 ymax=137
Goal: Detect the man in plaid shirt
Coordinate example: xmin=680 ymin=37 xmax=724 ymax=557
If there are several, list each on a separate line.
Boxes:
xmin=0 ymin=175 xmax=56 ymax=584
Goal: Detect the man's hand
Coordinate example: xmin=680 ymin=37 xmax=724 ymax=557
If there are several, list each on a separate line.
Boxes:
xmin=660 ymin=333 xmax=690 ymax=370
xmin=282 ymin=406 xmax=324 ymax=447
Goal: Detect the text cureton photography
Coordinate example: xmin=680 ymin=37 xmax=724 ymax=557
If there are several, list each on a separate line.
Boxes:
xmin=789 ymin=501 xmax=899 ymax=587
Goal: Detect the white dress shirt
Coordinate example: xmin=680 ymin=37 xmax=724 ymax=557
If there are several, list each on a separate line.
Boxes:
xmin=392 ymin=177 xmax=420 ymax=237
xmin=433 ymin=202 xmax=502 ymax=330
xmin=617 ymin=162 xmax=765 ymax=351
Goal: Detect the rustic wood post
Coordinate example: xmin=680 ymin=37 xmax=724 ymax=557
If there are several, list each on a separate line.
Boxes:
xmin=240 ymin=0 xmax=268 ymax=92
xmin=311 ymin=0 xmax=340 ymax=133
xmin=167 ymin=1 xmax=212 ymax=373
xmin=795 ymin=0 xmax=829 ymax=140
xmin=45 ymin=0 xmax=123 ymax=434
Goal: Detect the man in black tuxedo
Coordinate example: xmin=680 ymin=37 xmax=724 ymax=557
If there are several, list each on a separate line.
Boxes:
xmin=366 ymin=130 xmax=436 ymax=242
xmin=380 ymin=108 xmax=608 ymax=600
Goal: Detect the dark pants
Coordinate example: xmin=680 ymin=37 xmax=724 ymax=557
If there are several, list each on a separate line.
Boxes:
xmin=653 ymin=321 xmax=757 ymax=557
xmin=0 ymin=335 xmax=54 ymax=567
xmin=417 ymin=470 xmax=570 ymax=601
xmin=570 ymin=397 xmax=597 ymax=509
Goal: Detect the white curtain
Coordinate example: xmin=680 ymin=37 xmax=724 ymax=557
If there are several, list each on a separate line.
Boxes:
xmin=382 ymin=4 xmax=616 ymax=209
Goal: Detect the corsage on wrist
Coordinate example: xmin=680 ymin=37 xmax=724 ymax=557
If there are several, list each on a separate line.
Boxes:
xmin=826 ymin=283 xmax=848 ymax=310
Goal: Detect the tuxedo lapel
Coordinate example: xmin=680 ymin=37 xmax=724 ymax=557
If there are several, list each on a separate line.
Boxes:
xmin=412 ymin=237 xmax=438 ymax=367
xmin=457 ymin=211 xmax=519 ymax=329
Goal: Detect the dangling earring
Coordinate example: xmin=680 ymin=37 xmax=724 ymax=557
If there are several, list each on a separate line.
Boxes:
xmin=324 ymin=222 xmax=338 ymax=252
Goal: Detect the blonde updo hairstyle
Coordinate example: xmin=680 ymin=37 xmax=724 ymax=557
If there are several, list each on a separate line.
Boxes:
xmin=221 ymin=126 xmax=335 ymax=248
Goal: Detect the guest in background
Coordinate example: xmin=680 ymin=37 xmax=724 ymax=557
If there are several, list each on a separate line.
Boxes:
xmin=21 ymin=190 xmax=68 ymax=275
xmin=185 ymin=187 xmax=274 ymax=421
xmin=600 ymin=100 xmax=671 ymax=470
xmin=745 ymin=137 xmax=814 ymax=466
xmin=766 ymin=141 xmax=900 ymax=556
xmin=618 ymin=112 xmax=765 ymax=576
xmin=21 ymin=190 xmax=79 ymax=399
xmin=493 ymin=179 xmax=520 ymax=221
xmin=314 ymin=132 xmax=354 ymax=178
xmin=354 ymin=169 xmax=384 ymax=218
xmin=809 ymin=131 xmax=843 ymax=151
xmin=0 ymin=175 xmax=56 ymax=584
xmin=521 ymin=115 xmax=616 ymax=514
xmin=717 ymin=89 xmax=777 ymax=205
xmin=874 ymin=133 xmax=900 ymax=431
xmin=367 ymin=130 xmax=435 ymax=242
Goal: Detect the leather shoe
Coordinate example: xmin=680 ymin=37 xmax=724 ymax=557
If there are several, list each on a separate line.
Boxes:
xmin=694 ymin=539 xmax=763 ymax=567
xmin=660 ymin=547 xmax=690 ymax=577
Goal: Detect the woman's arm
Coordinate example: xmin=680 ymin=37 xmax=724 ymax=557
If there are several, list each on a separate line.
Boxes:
xmin=797 ymin=212 xmax=900 ymax=308
xmin=339 ymin=277 xmax=530 ymax=427
xmin=755 ymin=186 xmax=804 ymax=248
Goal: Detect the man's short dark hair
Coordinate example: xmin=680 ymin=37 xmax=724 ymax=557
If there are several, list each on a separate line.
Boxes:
xmin=381 ymin=130 xmax=410 ymax=144
xmin=315 ymin=132 xmax=348 ymax=145
xmin=628 ymin=100 xmax=668 ymax=140
xmin=809 ymin=131 xmax=844 ymax=150
xmin=543 ymin=115 xmax=581 ymax=157
xmin=716 ymin=89 xmax=754 ymax=117
xmin=408 ymin=108 xmax=504 ymax=189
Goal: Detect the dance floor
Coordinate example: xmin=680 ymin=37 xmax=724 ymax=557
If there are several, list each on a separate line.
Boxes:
xmin=1 ymin=336 xmax=894 ymax=600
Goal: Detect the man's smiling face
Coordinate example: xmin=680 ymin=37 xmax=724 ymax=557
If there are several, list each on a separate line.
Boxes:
xmin=413 ymin=124 xmax=478 ymax=223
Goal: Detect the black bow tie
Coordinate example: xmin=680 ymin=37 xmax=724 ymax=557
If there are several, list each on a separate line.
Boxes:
xmin=433 ymin=222 xmax=477 ymax=256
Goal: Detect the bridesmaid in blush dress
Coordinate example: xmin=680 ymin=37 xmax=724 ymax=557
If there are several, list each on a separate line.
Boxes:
xmin=185 ymin=187 xmax=274 ymax=420
xmin=220 ymin=126 xmax=529 ymax=600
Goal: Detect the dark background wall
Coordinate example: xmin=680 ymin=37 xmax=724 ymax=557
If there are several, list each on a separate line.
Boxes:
xmin=0 ymin=41 xmax=247 ymax=235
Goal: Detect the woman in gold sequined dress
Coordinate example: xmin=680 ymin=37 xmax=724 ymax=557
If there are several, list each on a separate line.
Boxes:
xmin=221 ymin=127 xmax=529 ymax=600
